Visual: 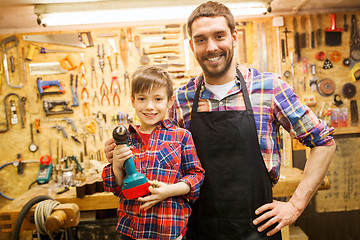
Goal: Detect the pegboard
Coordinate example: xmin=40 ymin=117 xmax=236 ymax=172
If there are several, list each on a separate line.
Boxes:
xmin=1 ymin=12 xmax=360 ymax=210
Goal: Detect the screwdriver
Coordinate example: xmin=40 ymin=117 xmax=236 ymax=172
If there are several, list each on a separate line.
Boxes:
xmin=35 ymin=118 xmax=41 ymax=156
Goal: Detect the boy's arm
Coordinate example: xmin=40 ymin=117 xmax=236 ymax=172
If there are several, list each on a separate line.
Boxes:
xmin=178 ymin=130 xmax=205 ymax=201
xmin=101 ymin=164 xmax=122 ymax=196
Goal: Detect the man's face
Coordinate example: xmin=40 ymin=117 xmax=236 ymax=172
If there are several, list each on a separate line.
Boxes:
xmin=189 ymin=16 xmax=237 ymax=79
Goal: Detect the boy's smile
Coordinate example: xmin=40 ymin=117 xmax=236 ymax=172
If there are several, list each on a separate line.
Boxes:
xmin=131 ymin=86 xmax=173 ymax=134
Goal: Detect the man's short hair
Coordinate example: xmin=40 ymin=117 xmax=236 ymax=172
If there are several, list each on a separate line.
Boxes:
xmin=187 ymin=1 xmax=235 ymax=38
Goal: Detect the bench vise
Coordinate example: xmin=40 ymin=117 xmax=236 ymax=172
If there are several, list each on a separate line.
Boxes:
xmin=43 ymin=100 xmax=73 ymax=116
xmin=37 ymin=77 xmax=65 ymax=98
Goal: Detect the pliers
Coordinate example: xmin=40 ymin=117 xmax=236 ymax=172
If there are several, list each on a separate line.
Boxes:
xmin=91 ymin=57 xmax=98 ymax=88
xmin=124 ymin=71 xmax=130 ymax=95
xmin=101 ymin=87 xmax=110 ymax=106
xmin=113 ymin=86 xmax=120 ymax=106
xmin=110 ymin=73 xmax=121 ymax=93
xmin=92 ymin=91 xmax=100 ymax=106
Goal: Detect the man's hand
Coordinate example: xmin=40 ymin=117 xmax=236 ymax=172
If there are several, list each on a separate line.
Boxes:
xmin=104 ymin=138 xmax=116 ymax=164
xmin=138 ymin=181 xmax=171 ymax=211
xmin=253 ymin=200 xmax=302 ymax=236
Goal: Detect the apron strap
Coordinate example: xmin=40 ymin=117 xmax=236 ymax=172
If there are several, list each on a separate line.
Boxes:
xmin=192 ymin=68 xmax=253 ymax=112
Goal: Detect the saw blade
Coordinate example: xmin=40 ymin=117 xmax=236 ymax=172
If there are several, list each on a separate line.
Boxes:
xmin=29 ymin=62 xmax=68 ymax=75
xmin=23 ymin=33 xmax=86 ymax=48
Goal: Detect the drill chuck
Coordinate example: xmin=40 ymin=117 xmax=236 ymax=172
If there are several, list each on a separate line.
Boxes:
xmin=113 ymin=125 xmax=129 ymax=145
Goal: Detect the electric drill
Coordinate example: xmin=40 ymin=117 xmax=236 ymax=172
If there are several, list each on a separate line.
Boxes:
xmin=113 ymin=125 xmax=150 ymax=199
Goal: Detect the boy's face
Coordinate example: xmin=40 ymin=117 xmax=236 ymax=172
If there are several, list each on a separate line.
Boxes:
xmin=131 ymin=86 xmax=174 ymax=133
xmin=189 ymin=16 xmax=237 ymax=79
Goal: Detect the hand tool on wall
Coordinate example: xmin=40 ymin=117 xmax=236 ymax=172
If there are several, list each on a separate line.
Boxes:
xmin=325 ymin=14 xmax=342 ymax=46
xmin=134 ymin=35 xmax=141 ymax=55
xmin=92 ymin=91 xmax=100 ymax=106
xmin=183 ymin=24 xmax=190 ymax=71
xmin=281 ymin=39 xmax=286 ymax=62
xmin=29 ymin=123 xmax=38 ymax=152
xmin=108 ymin=38 xmax=118 ymax=68
xmin=113 ymin=86 xmax=120 ymax=106
xmin=300 ymin=16 xmax=307 ymax=48
xmin=29 ymin=62 xmax=68 ymax=75
xmin=106 ymin=47 xmax=113 ymax=72
xmin=86 ymin=121 xmax=96 ymax=144
xmin=140 ymin=48 xmax=150 ymax=65
xmin=70 ymin=74 xmax=79 ymax=107
xmin=350 ymin=100 xmax=358 ymax=126
xmin=140 ymin=29 xmax=180 ymax=35
xmin=124 ymin=71 xmax=130 ymax=95
xmin=149 ymin=42 xmax=180 ymax=48
xmin=43 ymin=100 xmax=74 ymax=116
xmin=35 ymin=118 xmax=41 ymax=156
xmin=0 ymin=93 xmax=25 ymax=133
xmin=273 ymin=16 xmax=284 ymax=75
xmin=141 ymin=35 xmax=178 ymax=43
xmin=26 ymin=44 xmax=84 ymax=61
xmin=293 ymin=17 xmax=301 ymax=62
xmin=91 ymin=57 xmax=98 ymax=88
xmin=316 ymin=15 xmax=322 ymax=47
xmin=137 ymin=24 xmax=180 ymax=30
xmin=23 ymin=32 xmax=93 ymax=48
xmin=1 ymin=35 xmax=23 ymax=88
xmin=309 ymin=15 xmax=315 ymax=49
xmin=37 ymin=77 xmax=65 ymax=98
xmin=94 ymin=111 xmax=104 ymax=142
xmin=110 ymin=72 xmax=121 ymax=93
xmin=343 ymin=14 xmax=348 ymax=32
xmin=145 ymin=48 xmax=180 ymax=55
xmin=127 ymin=28 xmax=133 ymax=56
xmin=82 ymin=91 xmax=90 ymax=117
xmin=112 ymin=125 xmax=151 ymax=199
xmin=59 ymin=55 xmax=77 ymax=70
xmin=97 ymin=44 xmax=105 ymax=73
xmin=52 ymin=125 xmax=68 ymax=139
xmin=120 ymin=29 xmax=129 ymax=69
xmin=349 ymin=15 xmax=360 ymax=70
xmin=44 ymin=117 xmax=78 ymax=133
xmin=80 ymin=133 xmax=89 ymax=156
xmin=21 ymin=47 xmax=27 ymax=86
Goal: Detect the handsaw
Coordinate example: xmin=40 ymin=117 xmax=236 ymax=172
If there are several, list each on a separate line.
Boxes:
xmin=309 ymin=15 xmax=315 ymax=49
xmin=316 ymin=15 xmax=322 ymax=47
xmin=293 ymin=17 xmax=301 ymax=62
xmin=23 ymin=32 xmax=93 ymax=48
xmin=300 ymin=16 xmax=307 ymax=49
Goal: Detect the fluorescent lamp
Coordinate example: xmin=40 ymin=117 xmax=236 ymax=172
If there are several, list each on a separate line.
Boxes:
xmin=38 ymin=2 xmax=269 ymax=27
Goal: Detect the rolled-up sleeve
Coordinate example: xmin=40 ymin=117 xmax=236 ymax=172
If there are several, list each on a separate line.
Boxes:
xmin=273 ymin=77 xmax=335 ymax=148
xmin=179 ymin=130 xmax=205 ymax=201
xmin=102 ymin=164 xmax=122 ymax=197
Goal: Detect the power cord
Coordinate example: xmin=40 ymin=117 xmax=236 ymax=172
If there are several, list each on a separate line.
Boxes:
xmin=34 ymin=199 xmax=60 ymax=240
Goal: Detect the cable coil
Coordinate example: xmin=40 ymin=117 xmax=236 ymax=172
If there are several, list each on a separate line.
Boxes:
xmin=34 ymin=199 xmax=60 ymax=240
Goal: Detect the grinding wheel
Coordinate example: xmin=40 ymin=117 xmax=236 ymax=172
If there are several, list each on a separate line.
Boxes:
xmin=342 ymin=82 xmax=357 ymax=99
xmin=317 ymin=78 xmax=335 ymax=96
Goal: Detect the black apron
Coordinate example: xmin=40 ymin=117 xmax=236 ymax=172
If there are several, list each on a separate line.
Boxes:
xmin=187 ymin=69 xmax=282 ymax=240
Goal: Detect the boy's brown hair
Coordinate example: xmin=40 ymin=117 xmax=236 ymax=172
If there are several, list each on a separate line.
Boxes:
xmin=131 ymin=66 xmax=174 ymax=100
xmin=187 ymin=1 xmax=235 ymax=38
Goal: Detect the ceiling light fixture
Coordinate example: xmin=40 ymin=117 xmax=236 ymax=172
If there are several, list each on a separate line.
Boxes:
xmin=35 ymin=1 xmax=270 ymax=27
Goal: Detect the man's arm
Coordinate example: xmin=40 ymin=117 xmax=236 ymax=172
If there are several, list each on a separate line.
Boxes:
xmin=253 ymin=143 xmax=336 ymax=236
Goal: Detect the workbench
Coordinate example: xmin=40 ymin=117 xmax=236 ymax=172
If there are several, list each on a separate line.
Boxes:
xmin=0 ymin=167 xmax=329 ymax=234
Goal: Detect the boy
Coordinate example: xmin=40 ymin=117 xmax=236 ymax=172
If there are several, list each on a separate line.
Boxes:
xmin=102 ymin=66 xmax=204 ymax=240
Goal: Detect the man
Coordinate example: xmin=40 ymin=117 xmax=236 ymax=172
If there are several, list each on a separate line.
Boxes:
xmin=105 ymin=1 xmax=336 ymax=239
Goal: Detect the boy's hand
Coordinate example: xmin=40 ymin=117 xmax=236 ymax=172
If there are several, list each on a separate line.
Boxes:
xmin=104 ymin=138 xmax=116 ymax=164
xmin=113 ymin=144 xmax=134 ymax=169
xmin=138 ymin=181 xmax=171 ymax=211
